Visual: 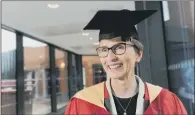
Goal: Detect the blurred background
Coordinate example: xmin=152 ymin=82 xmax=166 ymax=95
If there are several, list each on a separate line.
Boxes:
xmin=1 ymin=1 xmax=194 ymax=115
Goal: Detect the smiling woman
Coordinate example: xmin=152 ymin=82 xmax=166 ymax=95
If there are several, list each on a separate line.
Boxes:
xmin=65 ymin=9 xmax=187 ymax=115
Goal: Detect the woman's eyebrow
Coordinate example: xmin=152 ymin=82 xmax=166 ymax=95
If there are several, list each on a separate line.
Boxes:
xmin=99 ymin=42 xmax=122 ymax=47
xmin=98 ymin=45 xmax=108 ymax=48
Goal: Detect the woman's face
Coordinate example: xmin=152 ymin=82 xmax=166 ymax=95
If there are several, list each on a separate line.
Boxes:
xmin=98 ymin=37 xmax=143 ymax=79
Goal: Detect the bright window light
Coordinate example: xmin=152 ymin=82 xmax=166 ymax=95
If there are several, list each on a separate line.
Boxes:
xmin=162 ymin=1 xmax=170 ymax=21
xmin=2 ymin=29 xmax=16 ymax=53
xmin=23 ymin=36 xmax=47 ymax=48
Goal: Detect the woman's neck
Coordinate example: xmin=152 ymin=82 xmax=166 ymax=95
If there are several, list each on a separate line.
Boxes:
xmin=111 ymin=73 xmax=138 ymax=98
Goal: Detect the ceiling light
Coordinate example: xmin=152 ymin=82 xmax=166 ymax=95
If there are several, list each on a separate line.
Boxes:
xmin=82 ymin=33 xmax=89 ymax=36
xmin=48 ymin=4 xmax=59 ymax=9
xmin=60 ymin=62 xmax=65 ymax=68
xmin=93 ymin=42 xmax=99 ymax=45
xmin=90 ymin=37 xmax=93 ymax=40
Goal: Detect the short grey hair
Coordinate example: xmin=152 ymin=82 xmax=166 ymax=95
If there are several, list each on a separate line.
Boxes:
xmin=129 ymin=34 xmax=143 ymax=51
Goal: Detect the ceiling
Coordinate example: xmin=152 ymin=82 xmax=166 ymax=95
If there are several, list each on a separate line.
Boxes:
xmin=2 ymin=1 xmax=135 ymax=55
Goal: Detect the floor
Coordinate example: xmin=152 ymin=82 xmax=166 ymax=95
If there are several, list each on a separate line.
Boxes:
xmin=25 ymin=97 xmax=68 ymax=114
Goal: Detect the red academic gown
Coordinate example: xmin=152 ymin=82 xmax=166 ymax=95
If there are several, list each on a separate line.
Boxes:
xmin=65 ymin=80 xmax=187 ymax=115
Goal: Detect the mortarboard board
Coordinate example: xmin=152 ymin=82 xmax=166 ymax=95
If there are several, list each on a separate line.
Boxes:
xmin=83 ymin=9 xmax=157 ymax=42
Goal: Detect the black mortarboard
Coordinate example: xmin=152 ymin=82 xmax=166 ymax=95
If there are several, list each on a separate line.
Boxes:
xmin=83 ymin=9 xmax=157 ymax=41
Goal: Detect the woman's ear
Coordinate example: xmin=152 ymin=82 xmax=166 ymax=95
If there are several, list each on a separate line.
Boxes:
xmin=136 ymin=50 xmax=143 ymax=63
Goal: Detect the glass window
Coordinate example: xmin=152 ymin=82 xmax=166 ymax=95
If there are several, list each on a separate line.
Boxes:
xmin=82 ymin=56 xmax=105 ymax=87
xmin=162 ymin=1 xmax=194 ymax=114
xmin=23 ymin=36 xmax=51 ymax=114
xmin=1 ymin=29 xmax=17 ymax=114
xmin=55 ymin=49 xmax=69 ymax=110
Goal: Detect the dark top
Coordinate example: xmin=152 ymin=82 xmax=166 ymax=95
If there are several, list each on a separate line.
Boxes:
xmin=113 ymin=93 xmax=138 ymax=115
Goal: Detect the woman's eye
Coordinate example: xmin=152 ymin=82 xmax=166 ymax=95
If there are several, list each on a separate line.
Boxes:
xmin=116 ymin=45 xmax=124 ymax=50
xmin=102 ymin=48 xmax=108 ymax=52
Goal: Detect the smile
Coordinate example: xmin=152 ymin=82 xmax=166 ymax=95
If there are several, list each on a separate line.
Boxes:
xmin=109 ymin=63 xmax=123 ymax=69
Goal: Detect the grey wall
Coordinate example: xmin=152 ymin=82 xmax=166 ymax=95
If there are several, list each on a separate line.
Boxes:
xmin=135 ymin=1 xmax=169 ymax=89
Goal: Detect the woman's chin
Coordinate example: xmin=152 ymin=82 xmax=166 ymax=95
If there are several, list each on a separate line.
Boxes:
xmin=108 ymin=73 xmax=125 ymax=79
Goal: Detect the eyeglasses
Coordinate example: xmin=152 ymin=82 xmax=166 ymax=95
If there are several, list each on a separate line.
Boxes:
xmin=96 ymin=42 xmax=134 ymax=57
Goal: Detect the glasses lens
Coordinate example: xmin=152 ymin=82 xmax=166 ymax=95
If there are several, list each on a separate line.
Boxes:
xmin=113 ymin=44 xmax=126 ymax=55
xmin=97 ymin=47 xmax=108 ymax=57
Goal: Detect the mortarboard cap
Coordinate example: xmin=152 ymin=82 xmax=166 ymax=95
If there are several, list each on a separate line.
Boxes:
xmin=83 ymin=9 xmax=157 ymax=41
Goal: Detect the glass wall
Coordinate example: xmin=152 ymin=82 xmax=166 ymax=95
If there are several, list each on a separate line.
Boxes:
xmin=55 ymin=49 xmax=69 ymax=110
xmin=1 ymin=28 xmax=83 ymax=114
xmin=1 ymin=29 xmax=17 ymax=114
xmin=23 ymin=36 xmax=51 ymax=114
xmin=162 ymin=1 xmax=194 ymax=114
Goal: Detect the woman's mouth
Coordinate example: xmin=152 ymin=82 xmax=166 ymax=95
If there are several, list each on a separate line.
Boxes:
xmin=109 ymin=63 xmax=123 ymax=69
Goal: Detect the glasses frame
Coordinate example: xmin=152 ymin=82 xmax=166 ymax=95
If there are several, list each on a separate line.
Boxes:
xmin=96 ymin=42 xmax=134 ymax=57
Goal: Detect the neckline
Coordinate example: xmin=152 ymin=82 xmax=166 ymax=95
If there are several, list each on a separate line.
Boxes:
xmin=113 ymin=92 xmax=139 ymax=100
xmin=110 ymin=77 xmax=139 ymax=99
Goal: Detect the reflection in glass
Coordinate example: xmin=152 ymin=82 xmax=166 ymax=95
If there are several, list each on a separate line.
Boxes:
xmin=82 ymin=56 xmax=103 ymax=87
xmin=162 ymin=1 xmax=194 ymax=114
xmin=1 ymin=29 xmax=17 ymax=115
xmin=55 ymin=49 xmax=69 ymax=110
xmin=23 ymin=36 xmax=51 ymax=114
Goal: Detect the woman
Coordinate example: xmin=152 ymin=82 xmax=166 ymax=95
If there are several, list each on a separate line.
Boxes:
xmin=65 ymin=9 xmax=187 ymax=115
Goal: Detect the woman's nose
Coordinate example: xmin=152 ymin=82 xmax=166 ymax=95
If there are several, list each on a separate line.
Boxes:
xmin=107 ymin=50 xmax=118 ymax=62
